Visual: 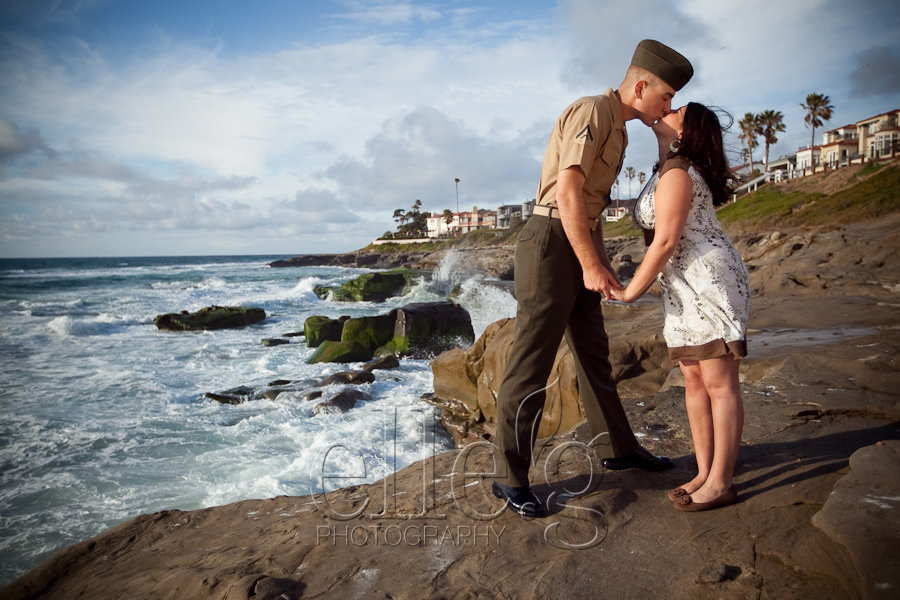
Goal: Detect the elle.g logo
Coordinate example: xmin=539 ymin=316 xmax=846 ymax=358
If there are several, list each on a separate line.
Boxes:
xmin=311 ymin=407 xmax=608 ymax=550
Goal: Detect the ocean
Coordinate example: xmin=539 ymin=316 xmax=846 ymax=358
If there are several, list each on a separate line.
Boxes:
xmin=0 ymin=253 xmax=517 ymax=586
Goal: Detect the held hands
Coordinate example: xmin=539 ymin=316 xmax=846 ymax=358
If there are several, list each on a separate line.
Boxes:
xmin=609 ymin=286 xmax=634 ymax=303
xmin=583 ymin=264 xmax=623 ymax=300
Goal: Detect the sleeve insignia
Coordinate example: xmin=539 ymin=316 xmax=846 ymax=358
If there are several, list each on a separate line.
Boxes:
xmin=575 ymin=124 xmax=594 ymax=144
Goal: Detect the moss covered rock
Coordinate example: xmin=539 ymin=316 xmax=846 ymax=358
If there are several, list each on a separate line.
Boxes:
xmin=304 ymin=315 xmax=349 ymax=347
xmin=154 ymin=306 xmax=266 ymax=331
xmin=306 ymin=340 xmax=372 ymax=364
xmin=373 ymin=336 xmax=409 ymax=358
xmin=313 ymin=269 xmax=421 ymax=302
xmin=393 ymin=302 xmax=475 ymax=358
xmin=340 ymin=313 xmax=397 ymax=354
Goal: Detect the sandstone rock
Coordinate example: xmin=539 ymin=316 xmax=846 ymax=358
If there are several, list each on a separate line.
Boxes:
xmin=154 ymin=306 xmax=266 ymax=331
xmin=812 ymin=440 xmax=900 ymax=599
xmin=697 ymin=562 xmax=741 ymax=584
xmin=429 ymin=314 xmax=672 ymax=446
xmin=430 ymin=318 xmax=580 ymax=444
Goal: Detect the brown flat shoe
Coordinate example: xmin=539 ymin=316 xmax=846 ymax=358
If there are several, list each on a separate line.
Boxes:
xmin=666 ymin=487 xmax=688 ymax=503
xmin=674 ymin=486 xmax=737 ymax=512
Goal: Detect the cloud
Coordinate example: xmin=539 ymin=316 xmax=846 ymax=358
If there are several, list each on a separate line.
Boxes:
xmin=849 ymin=45 xmax=900 ymax=98
xmin=333 ymin=1 xmax=442 ymax=26
xmin=321 ymin=105 xmax=543 ymax=215
xmin=558 ymin=0 xmax=707 ymax=91
xmin=1 ymin=0 xmax=898 ymax=257
xmin=0 ymin=117 xmax=50 ymax=164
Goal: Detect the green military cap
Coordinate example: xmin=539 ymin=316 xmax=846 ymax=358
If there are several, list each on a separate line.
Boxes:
xmin=631 ymin=39 xmax=693 ymax=91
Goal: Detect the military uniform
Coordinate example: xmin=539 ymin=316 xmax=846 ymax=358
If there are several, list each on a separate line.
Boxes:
xmin=494 ymin=89 xmax=639 ymax=488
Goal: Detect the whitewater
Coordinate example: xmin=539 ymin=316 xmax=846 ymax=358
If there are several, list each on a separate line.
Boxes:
xmin=0 ymin=253 xmax=517 ymax=585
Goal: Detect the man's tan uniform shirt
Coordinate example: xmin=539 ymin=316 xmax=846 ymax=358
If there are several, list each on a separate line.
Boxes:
xmin=535 ymin=88 xmax=627 ymax=219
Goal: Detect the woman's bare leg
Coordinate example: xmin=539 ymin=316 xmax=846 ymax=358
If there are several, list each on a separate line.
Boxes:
xmin=678 ymin=360 xmax=713 ymax=495
xmin=686 ymin=356 xmax=743 ymax=503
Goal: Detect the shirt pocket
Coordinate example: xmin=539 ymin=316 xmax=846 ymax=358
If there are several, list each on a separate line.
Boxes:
xmin=599 ymin=143 xmax=622 ymax=177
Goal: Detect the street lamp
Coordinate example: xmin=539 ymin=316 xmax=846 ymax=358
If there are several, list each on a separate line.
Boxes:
xmin=454 ymin=178 xmax=460 ymax=213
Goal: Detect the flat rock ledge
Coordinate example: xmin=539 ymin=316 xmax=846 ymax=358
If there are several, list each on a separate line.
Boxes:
xmin=5 ymin=370 xmax=898 ymax=600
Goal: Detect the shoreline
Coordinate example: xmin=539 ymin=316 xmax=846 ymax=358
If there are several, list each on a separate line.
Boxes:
xmin=4 ymin=211 xmax=900 ymax=599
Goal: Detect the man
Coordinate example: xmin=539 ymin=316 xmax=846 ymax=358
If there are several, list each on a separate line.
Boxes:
xmin=492 ymin=40 xmax=694 ymax=518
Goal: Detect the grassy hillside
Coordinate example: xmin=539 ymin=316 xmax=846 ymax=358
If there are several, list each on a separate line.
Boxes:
xmin=606 ymin=161 xmax=900 ymax=239
xmin=718 ymin=163 xmax=899 ymax=231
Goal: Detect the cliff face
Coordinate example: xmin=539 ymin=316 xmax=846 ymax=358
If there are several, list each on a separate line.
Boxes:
xmin=5 ymin=199 xmax=900 ymax=599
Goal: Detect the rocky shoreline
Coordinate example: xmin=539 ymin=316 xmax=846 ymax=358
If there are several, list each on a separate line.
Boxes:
xmin=3 ymin=210 xmax=899 ymax=599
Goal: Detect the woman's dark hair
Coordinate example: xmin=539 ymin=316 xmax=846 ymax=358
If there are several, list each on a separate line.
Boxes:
xmin=675 ymin=102 xmax=733 ymax=206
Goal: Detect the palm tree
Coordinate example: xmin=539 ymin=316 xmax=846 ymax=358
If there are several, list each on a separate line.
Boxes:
xmin=800 ymin=92 xmax=834 ymax=149
xmin=757 ymin=109 xmax=786 ymax=171
xmin=638 ymin=171 xmax=646 ymax=187
xmin=738 ymin=113 xmax=761 ymax=175
xmin=624 ymin=166 xmax=636 ymax=198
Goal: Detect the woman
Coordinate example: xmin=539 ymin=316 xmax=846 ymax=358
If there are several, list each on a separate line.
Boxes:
xmin=610 ymin=102 xmax=749 ymax=512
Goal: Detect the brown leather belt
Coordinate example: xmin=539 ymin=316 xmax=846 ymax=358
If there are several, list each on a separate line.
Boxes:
xmin=532 ymin=204 xmax=604 ymax=231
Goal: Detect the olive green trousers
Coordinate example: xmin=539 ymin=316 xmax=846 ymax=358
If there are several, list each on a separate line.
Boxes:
xmin=493 ymin=215 xmax=640 ymax=487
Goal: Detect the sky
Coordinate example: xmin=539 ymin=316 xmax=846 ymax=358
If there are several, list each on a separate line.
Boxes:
xmin=0 ymin=0 xmax=898 ymax=258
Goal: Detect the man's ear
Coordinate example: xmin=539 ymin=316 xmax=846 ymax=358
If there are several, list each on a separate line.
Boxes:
xmin=634 ymin=79 xmax=646 ymax=100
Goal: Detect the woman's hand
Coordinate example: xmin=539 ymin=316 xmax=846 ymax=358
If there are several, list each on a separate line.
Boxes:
xmin=609 ymin=286 xmax=634 ymax=303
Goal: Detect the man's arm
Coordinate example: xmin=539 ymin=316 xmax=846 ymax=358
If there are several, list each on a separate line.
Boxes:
xmin=556 ymin=166 xmax=623 ymax=298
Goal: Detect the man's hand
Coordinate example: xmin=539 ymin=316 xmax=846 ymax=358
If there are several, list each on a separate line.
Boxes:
xmin=583 ymin=263 xmax=622 ymax=299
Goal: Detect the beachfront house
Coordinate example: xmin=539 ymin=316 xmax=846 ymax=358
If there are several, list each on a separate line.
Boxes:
xmin=791 ymin=108 xmax=899 ymax=175
xmin=795 ymin=145 xmax=821 ymax=173
xmin=821 ymin=124 xmax=860 ymax=168
xmin=603 ymin=197 xmax=635 ymax=222
xmin=857 ymin=109 xmax=900 ymax=161
xmin=496 ymin=204 xmax=523 ymax=228
xmin=765 ymin=156 xmax=796 ymax=180
xmin=426 ymin=206 xmax=497 ymax=237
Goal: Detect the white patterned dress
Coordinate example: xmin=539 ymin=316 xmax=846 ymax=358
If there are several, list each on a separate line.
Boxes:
xmin=632 ymin=157 xmax=750 ymax=360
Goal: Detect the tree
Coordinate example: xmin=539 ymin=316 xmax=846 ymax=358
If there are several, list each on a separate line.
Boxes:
xmin=392 ymin=200 xmax=429 ymax=238
xmin=800 ymin=92 xmax=834 ymax=149
xmin=392 ymin=208 xmax=408 ymax=227
xmin=738 ymin=113 xmax=762 ymax=175
xmin=624 ymin=166 xmax=636 ymax=198
xmin=757 ymin=109 xmax=786 ymax=171
xmin=638 ymin=171 xmax=646 ymax=190
xmin=442 ymin=209 xmax=454 ymax=236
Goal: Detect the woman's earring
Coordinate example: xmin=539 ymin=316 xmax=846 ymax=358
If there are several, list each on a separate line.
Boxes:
xmin=669 ymin=137 xmax=682 ymax=153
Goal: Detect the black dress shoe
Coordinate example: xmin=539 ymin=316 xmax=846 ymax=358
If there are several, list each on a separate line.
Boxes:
xmin=601 ymin=446 xmax=674 ymax=471
xmin=491 ymin=482 xmax=547 ymax=518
